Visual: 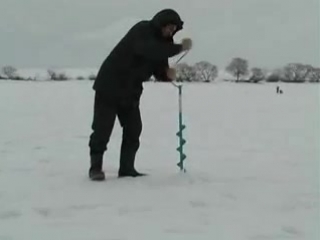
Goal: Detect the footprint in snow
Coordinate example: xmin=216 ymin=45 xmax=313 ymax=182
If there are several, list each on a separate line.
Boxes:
xmin=0 ymin=210 xmax=22 ymax=220
xmin=222 ymin=193 xmax=237 ymax=200
xmin=68 ymin=204 xmax=103 ymax=211
xmin=34 ymin=208 xmax=51 ymax=217
xmin=189 ymin=200 xmax=207 ymax=208
xmin=34 ymin=146 xmax=45 ymax=150
xmin=281 ymin=226 xmax=303 ymax=237
xmin=38 ymin=158 xmax=50 ymax=164
xmin=118 ymin=206 xmax=153 ymax=216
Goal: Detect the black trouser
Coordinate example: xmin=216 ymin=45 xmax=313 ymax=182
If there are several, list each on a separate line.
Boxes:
xmin=88 ymin=91 xmax=142 ymax=171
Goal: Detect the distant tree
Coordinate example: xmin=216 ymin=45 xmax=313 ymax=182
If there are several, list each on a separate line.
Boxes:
xmin=176 ymin=63 xmax=196 ymax=82
xmin=11 ymin=76 xmax=25 ymax=80
xmin=2 ymin=65 xmax=17 ymax=79
xmin=282 ymin=63 xmax=313 ymax=82
xmin=194 ymin=61 xmax=218 ymax=82
xmin=47 ymin=69 xmax=58 ymax=80
xmin=77 ymin=76 xmax=85 ymax=80
xmin=266 ymin=74 xmax=280 ymax=82
xmin=47 ymin=69 xmax=69 ymax=81
xmin=57 ymin=73 xmax=68 ymax=81
xmin=226 ymin=58 xmax=249 ymax=82
xmin=266 ymin=68 xmax=284 ymax=82
xmin=249 ymin=67 xmax=265 ymax=83
xmin=308 ymin=67 xmax=320 ymax=82
xmin=88 ymin=74 xmax=96 ymax=80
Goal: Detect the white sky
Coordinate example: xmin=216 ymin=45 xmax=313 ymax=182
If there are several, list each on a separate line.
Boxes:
xmin=0 ymin=0 xmax=319 ymax=69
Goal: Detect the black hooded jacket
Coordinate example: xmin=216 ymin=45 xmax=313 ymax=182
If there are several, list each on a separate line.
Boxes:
xmin=93 ymin=9 xmax=184 ymax=102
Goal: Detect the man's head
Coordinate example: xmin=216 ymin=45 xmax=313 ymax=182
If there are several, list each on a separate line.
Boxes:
xmin=151 ymin=9 xmax=183 ymax=38
xmin=161 ymin=24 xmax=178 ymax=38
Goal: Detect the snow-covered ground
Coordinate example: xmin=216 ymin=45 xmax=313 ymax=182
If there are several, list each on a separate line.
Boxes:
xmin=0 ymin=80 xmax=319 ymax=240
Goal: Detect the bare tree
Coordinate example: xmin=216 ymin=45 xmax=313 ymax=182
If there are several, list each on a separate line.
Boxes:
xmin=308 ymin=67 xmax=320 ymax=82
xmin=47 ymin=69 xmax=58 ymax=80
xmin=194 ymin=61 xmax=218 ymax=82
xmin=226 ymin=58 xmax=249 ymax=82
xmin=249 ymin=67 xmax=265 ymax=83
xmin=176 ymin=63 xmax=196 ymax=82
xmin=57 ymin=73 xmax=68 ymax=80
xmin=2 ymin=66 xmax=17 ymax=79
xmin=47 ymin=69 xmax=69 ymax=81
xmin=283 ymin=63 xmax=313 ymax=82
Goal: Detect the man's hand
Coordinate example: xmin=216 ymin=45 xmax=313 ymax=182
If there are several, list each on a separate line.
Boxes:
xmin=166 ymin=68 xmax=176 ymax=81
xmin=181 ymin=38 xmax=192 ymax=51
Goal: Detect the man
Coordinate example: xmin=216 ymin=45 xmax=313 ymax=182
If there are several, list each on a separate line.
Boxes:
xmin=88 ymin=9 xmax=192 ymax=181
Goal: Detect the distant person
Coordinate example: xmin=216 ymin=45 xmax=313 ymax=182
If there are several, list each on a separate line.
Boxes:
xmin=88 ymin=9 xmax=192 ymax=181
xmin=277 ymin=86 xmax=283 ymax=94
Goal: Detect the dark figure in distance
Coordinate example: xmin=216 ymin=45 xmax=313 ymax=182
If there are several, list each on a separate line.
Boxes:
xmin=88 ymin=9 xmax=192 ymax=181
xmin=277 ymin=86 xmax=283 ymax=94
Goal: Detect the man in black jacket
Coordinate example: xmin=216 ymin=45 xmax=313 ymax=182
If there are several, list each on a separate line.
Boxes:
xmin=88 ymin=9 xmax=192 ymax=181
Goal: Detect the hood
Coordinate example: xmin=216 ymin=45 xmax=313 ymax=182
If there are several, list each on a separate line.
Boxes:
xmin=151 ymin=9 xmax=184 ymax=34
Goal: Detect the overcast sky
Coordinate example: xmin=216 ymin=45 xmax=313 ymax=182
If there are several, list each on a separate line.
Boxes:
xmin=0 ymin=0 xmax=319 ymax=69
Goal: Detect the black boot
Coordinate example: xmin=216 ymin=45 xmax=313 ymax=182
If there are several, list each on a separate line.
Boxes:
xmin=89 ymin=154 xmax=105 ymax=181
xmin=118 ymin=149 xmax=146 ymax=177
xmin=118 ymin=145 xmax=146 ymax=178
xmin=118 ymin=168 xmax=147 ymax=178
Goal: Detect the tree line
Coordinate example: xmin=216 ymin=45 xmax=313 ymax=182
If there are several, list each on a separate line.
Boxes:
xmin=1 ymin=57 xmax=319 ymax=83
xmin=173 ymin=58 xmax=320 ymax=83
xmin=0 ymin=66 xmax=97 ymax=81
